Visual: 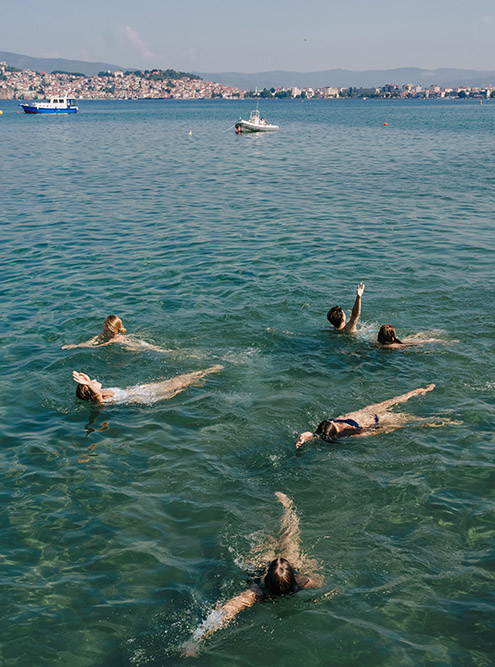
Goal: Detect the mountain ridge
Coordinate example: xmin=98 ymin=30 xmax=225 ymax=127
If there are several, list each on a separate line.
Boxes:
xmin=195 ymin=67 xmax=495 ymax=89
xmin=2 ymin=51 xmax=495 ymax=88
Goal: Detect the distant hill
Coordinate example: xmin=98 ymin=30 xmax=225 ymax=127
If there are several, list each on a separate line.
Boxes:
xmin=0 ymin=50 xmax=126 ymax=76
xmin=2 ymin=51 xmax=495 ymax=88
xmin=195 ymin=67 xmax=495 ymax=89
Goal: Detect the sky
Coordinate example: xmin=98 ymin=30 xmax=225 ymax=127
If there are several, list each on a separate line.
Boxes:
xmin=1 ymin=0 xmax=494 ymax=73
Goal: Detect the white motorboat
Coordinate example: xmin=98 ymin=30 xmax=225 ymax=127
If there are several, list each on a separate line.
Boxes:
xmin=20 ymin=95 xmax=78 ymax=114
xmin=235 ymin=107 xmax=279 ymax=133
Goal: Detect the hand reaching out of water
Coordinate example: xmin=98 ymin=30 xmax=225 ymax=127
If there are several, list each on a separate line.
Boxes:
xmin=72 ymin=371 xmax=92 ymax=385
xmin=356 ymin=282 xmax=365 ymax=297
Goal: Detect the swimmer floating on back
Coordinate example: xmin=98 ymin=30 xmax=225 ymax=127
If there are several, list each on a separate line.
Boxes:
xmin=296 ymin=384 xmax=437 ymax=448
xmin=72 ymin=365 xmax=223 ymax=405
xmin=327 ymin=282 xmax=365 ymax=333
xmin=182 ymin=492 xmax=324 ymax=657
xmin=62 ymin=315 xmax=170 ymax=353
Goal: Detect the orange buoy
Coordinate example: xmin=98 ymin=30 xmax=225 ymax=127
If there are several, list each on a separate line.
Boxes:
xmin=383 ymin=122 xmax=388 ymax=126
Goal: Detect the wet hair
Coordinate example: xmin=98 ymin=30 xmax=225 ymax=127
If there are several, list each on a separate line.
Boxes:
xmin=104 ymin=315 xmax=126 ymax=336
xmin=315 ymin=420 xmax=338 ymax=442
xmin=327 ymin=305 xmax=344 ymax=328
xmin=264 ymin=557 xmax=297 ymax=596
xmin=76 ymin=383 xmax=101 ymax=403
xmin=378 ymin=324 xmax=403 ymax=345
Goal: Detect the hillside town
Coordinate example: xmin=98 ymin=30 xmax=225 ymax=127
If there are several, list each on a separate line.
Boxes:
xmin=1 ymin=61 xmax=494 ymax=100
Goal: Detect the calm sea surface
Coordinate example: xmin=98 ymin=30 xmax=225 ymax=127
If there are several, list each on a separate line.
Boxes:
xmin=1 ymin=98 xmax=494 ymax=666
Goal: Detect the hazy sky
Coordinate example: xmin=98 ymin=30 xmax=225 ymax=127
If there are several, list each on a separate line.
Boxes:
xmin=2 ymin=0 xmax=494 ymax=72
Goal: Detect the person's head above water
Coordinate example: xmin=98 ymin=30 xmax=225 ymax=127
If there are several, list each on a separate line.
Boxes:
xmin=296 ymin=419 xmax=352 ymax=448
xmin=327 ymin=305 xmax=345 ymax=329
xmin=378 ymin=324 xmax=403 ymax=346
xmin=102 ymin=315 xmax=126 ymax=338
xmin=76 ymin=382 xmax=102 ymax=404
xmin=73 ymin=371 xmax=105 ymax=404
xmin=264 ymin=557 xmax=298 ymax=596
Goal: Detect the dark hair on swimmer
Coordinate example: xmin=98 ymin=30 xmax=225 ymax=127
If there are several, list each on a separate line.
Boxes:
xmin=76 ymin=383 xmax=100 ymax=403
xmin=315 ymin=419 xmax=338 ymax=442
xmin=378 ymin=324 xmax=403 ymax=345
xmin=327 ymin=305 xmax=344 ymax=328
xmin=264 ymin=557 xmax=297 ymax=596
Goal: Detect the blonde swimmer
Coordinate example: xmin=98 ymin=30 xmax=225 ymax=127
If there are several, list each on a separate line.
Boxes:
xmin=62 ymin=315 xmax=170 ymax=353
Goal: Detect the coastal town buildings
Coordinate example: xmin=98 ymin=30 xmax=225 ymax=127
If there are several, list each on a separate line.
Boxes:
xmin=1 ymin=62 xmax=494 ymax=101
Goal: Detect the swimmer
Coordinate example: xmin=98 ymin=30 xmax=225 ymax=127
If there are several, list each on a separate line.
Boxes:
xmin=72 ymin=365 xmax=223 ymax=405
xmin=182 ymin=492 xmax=322 ymax=657
xmin=377 ymin=324 xmax=440 ymax=349
xmin=62 ymin=315 xmax=170 ymax=353
xmin=327 ymin=282 xmax=365 ymax=333
xmin=377 ymin=324 xmax=405 ymax=346
xmin=296 ymin=384 xmax=436 ymax=447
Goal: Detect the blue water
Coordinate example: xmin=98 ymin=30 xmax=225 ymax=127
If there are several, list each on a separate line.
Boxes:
xmin=1 ymin=98 xmax=494 ymax=666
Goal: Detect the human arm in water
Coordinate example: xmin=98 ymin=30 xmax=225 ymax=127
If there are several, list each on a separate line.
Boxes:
xmin=181 ymin=589 xmax=259 ymax=657
xmin=275 ymin=491 xmax=301 ymax=567
xmin=344 ymin=384 xmax=435 ymax=422
xmin=62 ymin=336 xmax=109 ymax=349
xmin=343 ymin=282 xmax=365 ymax=332
xmin=275 ymin=491 xmax=323 ymax=588
xmin=63 ymin=335 xmax=166 ymax=351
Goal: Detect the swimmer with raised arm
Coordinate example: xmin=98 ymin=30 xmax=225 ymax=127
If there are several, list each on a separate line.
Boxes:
xmin=62 ymin=315 xmax=170 ymax=353
xmin=72 ymin=365 xmax=223 ymax=405
xmin=327 ymin=282 xmax=365 ymax=333
xmin=296 ymin=384 xmax=436 ymax=448
xmin=182 ymin=492 xmax=323 ymax=657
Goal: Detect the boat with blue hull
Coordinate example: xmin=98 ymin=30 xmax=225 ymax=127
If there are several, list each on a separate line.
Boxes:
xmin=20 ymin=96 xmax=78 ymax=114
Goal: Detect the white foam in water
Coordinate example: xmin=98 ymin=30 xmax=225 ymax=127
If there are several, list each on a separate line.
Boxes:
xmin=222 ymin=347 xmax=261 ymax=364
xmin=192 ymin=608 xmax=226 ymax=641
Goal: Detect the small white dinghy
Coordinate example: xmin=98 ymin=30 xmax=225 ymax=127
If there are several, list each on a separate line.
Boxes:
xmin=235 ymin=107 xmax=279 ymax=133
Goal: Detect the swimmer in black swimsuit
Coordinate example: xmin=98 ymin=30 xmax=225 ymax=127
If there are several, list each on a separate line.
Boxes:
xmin=296 ymin=384 xmax=436 ymax=447
xmin=182 ymin=492 xmax=324 ymax=656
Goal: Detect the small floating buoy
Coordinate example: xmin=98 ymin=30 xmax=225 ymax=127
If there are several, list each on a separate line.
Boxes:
xmin=383 ymin=122 xmax=388 ymax=126
xmin=0 ymin=110 xmax=3 ymax=115
xmin=188 ymin=130 xmax=192 ymax=135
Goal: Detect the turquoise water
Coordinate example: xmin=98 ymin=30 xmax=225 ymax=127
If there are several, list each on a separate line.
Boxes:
xmin=1 ymin=98 xmax=494 ymax=666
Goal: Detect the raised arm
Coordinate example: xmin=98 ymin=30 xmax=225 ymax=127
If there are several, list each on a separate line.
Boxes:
xmin=343 ymin=282 xmax=365 ymax=332
xmin=275 ymin=492 xmax=302 ymax=568
xmin=359 ymin=384 xmax=435 ymax=414
xmin=341 ymin=384 xmax=435 ymax=423
xmin=181 ymin=589 xmax=257 ymax=657
xmin=275 ymin=492 xmax=324 ymax=589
